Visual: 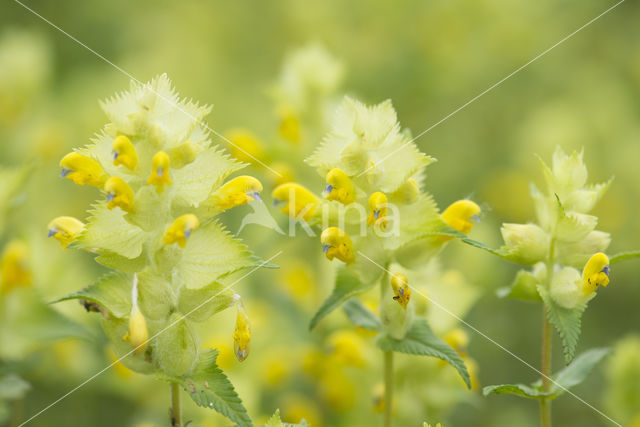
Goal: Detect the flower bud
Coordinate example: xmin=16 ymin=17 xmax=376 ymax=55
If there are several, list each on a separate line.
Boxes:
xmin=210 ymin=176 xmax=263 ymax=211
xmin=59 ymin=152 xmax=107 ymax=187
xmin=233 ymin=304 xmax=251 ymax=362
xmin=320 ymin=227 xmax=355 ymax=264
xmin=112 ymin=135 xmax=138 ymax=170
xmin=167 ymin=141 xmax=200 ymax=168
xmin=367 ymin=192 xmax=388 ymax=228
xmin=47 ymin=216 xmax=85 ymax=248
xmin=390 ymin=273 xmax=411 ymax=309
xmin=441 ymin=200 xmax=481 ymax=233
xmin=1 ymin=241 xmax=31 ymax=294
xmin=582 ymin=252 xmax=610 ymax=295
xmin=147 ymin=151 xmax=171 ymax=191
xmin=272 ymin=182 xmax=319 ymax=221
xmin=225 ymin=128 xmax=266 ymax=164
xmin=125 ymin=305 xmax=149 ymax=355
xmin=104 ymin=176 xmax=134 ymax=212
xmin=163 ymin=214 xmax=199 ymax=248
xmin=324 ymin=168 xmax=356 ymax=205
xmin=501 ymin=223 xmax=550 ymax=264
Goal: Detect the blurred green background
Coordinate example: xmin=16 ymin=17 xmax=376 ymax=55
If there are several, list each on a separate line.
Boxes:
xmin=1 ymin=0 xmax=639 ymax=426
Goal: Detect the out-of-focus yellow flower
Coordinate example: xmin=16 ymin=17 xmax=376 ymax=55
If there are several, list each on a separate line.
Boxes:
xmin=163 ymin=214 xmax=199 ymax=248
xmin=321 ymin=227 xmax=355 ymax=264
xmin=390 ymin=273 xmax=411 ymax=309
xmin=233 ymin=304 xmax=251 ymax=362
xmin=47 ymin=216 xmax=85 ymax=248
xmin=272 ymin=183 xmax=318 ymax=221
xmin=328 ymin=330 xmax=366 ymax=366
xmin=444 ymin=328 xmax=469 ymax=356
xmin=368 ymin=192 xmax=388 ymax=227
xmin=301 ymin=347 xmax=325 ymax=379
xmin=582 ymin=252 xmax=610 ymax=295
xmin=108 ymin=347 xmax=133 ymax=379
xmin=464 ymin=356 xmax=480 ymax=390
xmin=203 ymin=335 xmax=234 ymax=371
xmin=424 ymin=423 xmax=443 ymax=427
xmin=225 ymin=128 xmax=266 ymax=164
xmin=112 ymin=135 xmax=138 ymax=170
xmin=104 ymin=176 xmax=134 ymax=212
xmin=269 ymin=161 xmax=296 ymax=187
xmin=278 ymin=107 xmax=301 ymax=145
xmin=262 ymin=350 xmax=292 ymax=387
xmin=147 ymin=151 xmax=171 ymax=191
xmin=281 ymin=395 xmax=321 ymax=427
xmin=325 ymin=168 xmax=356 ymax=205
xmin=280 ymin=261 xmax=315 ymax=305
xmin=59 ymin=152 xmax=107 ymax=187
xmin=372 ymin=383 xmax=385 ymax=413
xmin=319 ymin=366 xmax=356 ymax=412
xmin=441 ymin=200 xmax=481 ymax=233
xmin=0 ymin=241 xmax=31 ymax=293
xmin=210 ymin=176 xmax=263 ymax=211
xmin=124 ymin=305 xmax=149 ymax=355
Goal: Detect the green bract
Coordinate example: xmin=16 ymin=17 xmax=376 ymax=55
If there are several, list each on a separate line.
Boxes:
xmin=52 ymin=75 xmax=270 ymax=425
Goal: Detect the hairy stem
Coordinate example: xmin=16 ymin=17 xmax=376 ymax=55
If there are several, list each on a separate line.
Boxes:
xmin=540 ymin=311 xmax=552 ymax=427
xmin=384 ymin=350 xmax=394 ymax=427
xmin=170 ymin=382 xmax=182 ymax=427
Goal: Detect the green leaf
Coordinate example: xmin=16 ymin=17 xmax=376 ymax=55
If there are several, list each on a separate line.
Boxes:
xmin=178 ymin=281 xmax=236 ymax=322
xmin=309 ymin=268 xmax=374 ymax=330
xmin=538 ymin=285 xmax=586 ymax=363
xmin=76 ymin=202 xmax=145 ymax=259
xmin=263 ymin=409 xmax=309 ymax=427
xmin=497 ymin=269 xmax=542 ymax=301
xmin=54 ymin=271 xmax=132 ymax=319
xmin=158 ymin=349 xmax=252 ymax=427
xmin=609 ymin=251 xmax=640 ymax=264
xmin=342 ymin=298 xmax=381 ymax=331
xmin=550 ymin=347 xmax=609 ymax=394
xmin=95 ymin=252 xmax=147 ymax=274
xmin=0 ymin=373 xmax=30 ymax=400
xmin=483 ymin=383 xmax=555 ymax=400
xmin=460 ymin=236 xmax=509 ymax=260
xmin=376 ymin=317 xmax=471 ymax=388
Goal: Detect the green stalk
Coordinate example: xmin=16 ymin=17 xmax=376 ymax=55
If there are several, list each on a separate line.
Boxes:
xmin=539 ymin=237 xmax=556 ymax=427
xmin=383 ymin=350 xmax=394 ymax=427
xmin=170 ymin=382 xmax=182 ymax=427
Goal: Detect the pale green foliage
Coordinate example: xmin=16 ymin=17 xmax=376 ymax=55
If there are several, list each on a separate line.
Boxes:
xmin=604 ymin=335 xmax=640 ymax=424
xmin=263 ymin=409 xmax=309 ymax=427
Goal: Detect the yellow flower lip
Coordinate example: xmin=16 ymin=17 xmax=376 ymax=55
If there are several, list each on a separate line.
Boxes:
xmin=320 ymin=227 xmax=355 ymax=264
xmin=162 ymin=214 xmax=199 ymax=248
xmin=441 ymin=199 xmax=481 ymax=234
xmin=104 ymin=176 xmax=134 ymax=212
xmin=147 ymin=151 xmax=172 ymax=190
xmin=324 ymin=168 xmax=356 ymax=205
xmin=582 ymin=252 xmax=610 ymax=295
xmin=210 ymin=176 xmax=263 ymax=212
xmin=272 ymin=182 xmax=319 ymax=220
xmin=112 ymin=135 xmax=138 ymax=170
xmin=367 ymin=192 xmax=388 ymax=226
xmin=59 ymin=152 xmax=107 ymax=187
xmin=47 ymin=216 xmax=85 ymax=248
xmin=390 ymin=273 xmax=411 ymax=309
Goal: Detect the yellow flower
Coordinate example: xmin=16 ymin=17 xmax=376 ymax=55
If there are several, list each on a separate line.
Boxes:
xmin=581 ymin=252 xmax=610 ymax=295
xmin=1 ymin=241 xmax=31 ymax=293
xmin=225 ymin=128 xmax=266 ymax=163
xmin=162 ymin=214 xmax=199 ymax=248
xmin=47 ymin=216 xmax=85 ymax=248
xmin=272 ymin=183 xmax=319 ymax=221
xmin=372 ymin=383 xmax=385 ymax=413
xmin=278 ymin=107 xmax=301 ymax=144
xmin=321 ymin=227 xmax=355 ymax=264
xmin=104 ymin=176 xmax=134 ymax=212
xmin=325 ymin=168 xmax=356 ymax=205
xmin=59 ymin=152 xmax=107 ymax=187
xmin=167 ymin=141 xmax=200 ymax=168
xmin=233 ymin=304 xmax=251 ymax=362
xmin=147 ymin=151 xmax=171 ymax=191
xmin=367 ymin=191 xmax=388 ymax=227
xmin=112 ymin=135 xmax=138 ymax=170
xmin=390 ymin=273 xmax=411 ymax=309
xmin=210 ymin=176 xmax=263 ymax=211
xmin=125 ymin=305 xmax=149 ymax=355
xmin=327 ymin=330 xmax=365 ymax=367
xmin=444 ymin=328 xmax=469 ymax=356
xmin=269 ymin=161 xmax=296 ymax=187
xmin=441 ymin=200 xmax=481 ymax=233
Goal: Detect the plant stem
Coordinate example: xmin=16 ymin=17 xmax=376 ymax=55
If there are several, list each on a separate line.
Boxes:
xmin=384 ymin=350 xmax=394 ymax=427
xmin=540 ymin=311 xmax=552 ymax=427
xmin=170 ymin=382 xmax=182 ymax=427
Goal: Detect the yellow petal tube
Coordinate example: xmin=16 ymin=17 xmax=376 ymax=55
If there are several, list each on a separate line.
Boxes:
xmin=441 ymin=200 xmax=481 ymax=234
xmin=162 ymin=214 xmax=199 ymax=248
xmin=147 ymin=151 xmax=171 ymax=191
xmin=367 ymin=192 xmax=388 ymax=227
xmin=210 ymin=176 xmax=263 ymax=211
xmin=320 ymin=227 xmax=355 ymax=264
xmin=272 ymin=183 xmax=319 ymax=221
xmin=112 ymin=135 xmax=138 ymax=170
xmin=59 ymin=152 xmax=107 ymax=187
xmin=126 ymin=305 xmax=149 ymax=355
xmin=582 ymin=252 xmax=610 ymax=295
xmin=1 ymin=241 xmax=31 ymax=294
xmin=104 ymin=176 xmax=134 ymax=212
xmin=325 ymin=168 xmax=356 ymax=205
xmin=390 ymin=273 xmax=411 ymax=309
xmin=233 ymin=304 xmax=251 ymax=362
xmin=47 ymin=216 xmax=85 ymax=248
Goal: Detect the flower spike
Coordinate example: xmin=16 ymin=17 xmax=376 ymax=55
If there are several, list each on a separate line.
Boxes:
xmin=163 ymin=214 xmax=199 ymax=248
xmin=112 ymin=135 xmax=138 ymax=170
xmin=104 ymin=176 xmax=134 ymax=212
xmin=47 ymin=216 xmax=85 ymax=248
xmin=210 ymin=176 xmax=263 ymax=211
xmin=272 ymin=182 xmax=319 ymax=221
xmin=582 ymin=252 xmax=610 ymax=295
xmin=367 ymin=192 xmax=388 ymax=227
xmin=441 ymin=200 xmax=481 ymax=234
xmin=320 ymin=227 xmax=355 ymax=264
xmin=147 ymin=151 xmax=171 ymax=191
xmin=59 ymin=152 xmax=107 ymax=187
xmin=233 ymin=300 xmax=251 ymax=362
xmin=390 ymin=273 xmax=411 ymax=309
xmin=325 ymin=168 xmax=356 ymax=205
